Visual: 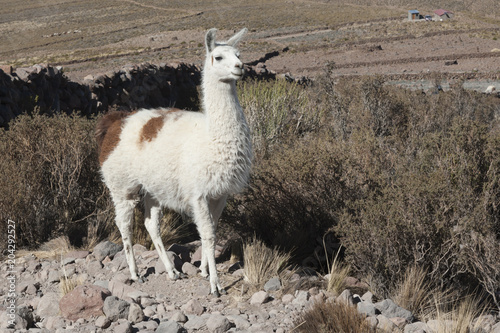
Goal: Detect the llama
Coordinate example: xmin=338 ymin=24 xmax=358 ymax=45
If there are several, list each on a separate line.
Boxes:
xmin=95 ymin=28 xmax=252 ymax=296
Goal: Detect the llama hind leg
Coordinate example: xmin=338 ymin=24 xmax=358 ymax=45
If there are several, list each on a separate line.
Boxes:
xmin=144 ymin=194 xmax=182 ymax=280
xmin=114 ymin=198 xmax=140 ymax=281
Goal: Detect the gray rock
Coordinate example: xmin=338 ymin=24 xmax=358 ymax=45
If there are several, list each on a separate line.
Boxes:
xmin=404 ymin=321 xmax=432 ymax=333
xmin=493 ymin=321 xmax=500 ymax=333
xmin=293 ymin=290 xmax=310 ymax=306
xmin=184 ymin=315 xmax=209 ymax=330
xmin=113 ymin=319 xmax=133 ymax=333
xmin=103 ymin=296 xmax=130 ymax=322
xmin=181 ymin=262 xmax=199 ymax=276
xmin=337 ymin=289 xmax=354 ymax=306
xmin=181 ymin=299 xmax=205 ymax=315
xmin=377 ymin=314 xmax=398 ymax=332
xmin=170 ymin=311 xmax=187 ymax=323
xmin=206 ymin=313 xmax=232 ymax=333
xmin=264 ymin=277 xmax=281 ymax=292
xmin=37 ymin=292 xmax=61 ymax=318
xmin=250 ymin=291 xmax=270 ymax=305
xmin=93 ymin=240 xmax=123 ymax=261
xmin=95 ymin=315 xmax=111 ymax=329
xmin=156 ymin=320 xmax=186 ymax=333
xmin=375 ymin=299 xmax=414 ymax=322
xmin=227 ymin=314 xmax=251 ymax=330
xmin=357 ymin=301 xmax=378 ymax=317
xmin=361 ymin=291 xmax=374 ymax=303
xmin=127 ymin=302 xmax=144 ymax=323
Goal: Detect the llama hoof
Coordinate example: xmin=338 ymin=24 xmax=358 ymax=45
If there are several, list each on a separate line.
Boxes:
xmin=137 ymin=276 xmax=146 ymax=283
xmin=211 ymin=288 xmax=227 ymax=297
xmin=179 ymin=273 xmax=187 ymax=279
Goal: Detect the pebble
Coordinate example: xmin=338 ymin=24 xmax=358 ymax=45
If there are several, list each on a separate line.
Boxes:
xmin=3 ymin=238 xmax=499 ymax=333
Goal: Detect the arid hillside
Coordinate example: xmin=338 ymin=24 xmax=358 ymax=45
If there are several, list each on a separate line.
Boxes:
xmin=1 ymin=0 xmax=499 ymax=83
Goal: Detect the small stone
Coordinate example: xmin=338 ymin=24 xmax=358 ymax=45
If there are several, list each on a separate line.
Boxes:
xmin=404 ymin=321 xmax=432 ymax=333
xmin=357 ymin=301 xmax=378 ymax=317
xmin=227 ymin=314 xmax=251 ymax=330
xmin=127 ymin=302 xmax=144 ymax=323
xmin=184 ymin=315 xmax=209 ymax=330
xmin=170 ymin=310 xmax=187 ymax=323
xmin=181 ymin=299 xmax=205 ymax=315
xmin=264 ymin=277 xmax=281 ymax=292
xmin=206 ymin=313 xmax=232 ymax=333
xmin=59 ymin=284 xmax=111 ymax=320
xmin=103 ymin=296 xmax=130 ymax=322
xmin=293 ymin=290 xmax=310 ymax=306
xmin=181 ymin=262 xmax=199 ymax=276
xmin=377 ymin=314 xmax=398 ymax=332
xmin=250 ymin=291 xmax=270 ymax=305
xmin=113 ymin=319 xmax=133 ymax=333
xmin=37 ymin=292 xmax=61 ymax=318
xmin=93 ymin=240 xmax=123 ymax=261
xmin=156 ymin=319 xmax=185 ymax=333
xmin=282 ymin=294 xmax=295 ymax=304
xmin=337 ymin=289 xmax=354 ymax=306
xmin=95 ymin=315 xmax=111 ymax=329
xmin=361 ymin=291 xmax=374 ymax=303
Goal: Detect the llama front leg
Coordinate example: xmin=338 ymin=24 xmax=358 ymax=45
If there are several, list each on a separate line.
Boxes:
xmin=114 ymin=199 xmax=140 ymax=281
xmin=193 ymin=197 xmax=225 ymax=296
xmin=144 ymin=194 xmax=182 ymax=280
xmin=200 ymin=196 xmax=227 ymax=279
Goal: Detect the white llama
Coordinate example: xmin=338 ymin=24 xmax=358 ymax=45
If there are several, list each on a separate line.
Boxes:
xmin=95 ymin=28 xmax=252 ymax=296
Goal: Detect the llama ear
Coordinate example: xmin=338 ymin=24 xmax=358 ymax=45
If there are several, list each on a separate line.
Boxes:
xmin=206 ymin=28 xmax=217 ymax=53
xmin=227 ymin=28 xmax=247 ymax=47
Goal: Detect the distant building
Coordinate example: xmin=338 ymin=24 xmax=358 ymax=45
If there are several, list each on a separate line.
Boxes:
xmin=434 ymin=9 xmax=454 ymax=20
xmin=408 ymin=9 xmax=421 ymax=21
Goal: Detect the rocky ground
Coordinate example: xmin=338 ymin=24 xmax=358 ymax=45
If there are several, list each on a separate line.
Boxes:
xmin=1 ymin=240 xmax=500 ymax=333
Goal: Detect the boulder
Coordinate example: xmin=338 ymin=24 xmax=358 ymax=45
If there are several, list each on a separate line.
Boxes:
xmin=93 ymin=240 xmax=123 ymax=261
xmin=156 ymin=320 xmax=186 ymax=333
xmin=181 ymin=299 xmax=205 ymax=315
xmin=375 ymin=298 xmax=414 ymax=322
xmin=59 ymin=284 xmax=111 ymax=320
xmin=206 ymin=313 xmax=232 ymax=333
xmin=103 ymin=296 xmax=130 ymax=322
xmin=250 ymin=291 xmax=271 ymax=305
xmin=264 ymin=277 xmax=281 ymax=292
xmin=37 ymin=292 xmax=61 ymax=318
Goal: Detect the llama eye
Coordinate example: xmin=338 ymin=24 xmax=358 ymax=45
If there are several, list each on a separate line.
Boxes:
xmin=215 ymin=56 xmax=223 ymax=61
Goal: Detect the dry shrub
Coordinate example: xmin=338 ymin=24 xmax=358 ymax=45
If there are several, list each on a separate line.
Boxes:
xmin=293 ymin=301 xmax=373 ymax=333
xmin=0 ymin=112 xmax=114 ymax=250
xmin=238 ymin=78 xmax=324 ymax=158
xmin=243 ymin=237 xmax=294 ymax=292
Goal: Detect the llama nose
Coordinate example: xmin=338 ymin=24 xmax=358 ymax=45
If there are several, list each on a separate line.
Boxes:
xmin=235 ymin=61 xmax=243 ymax=69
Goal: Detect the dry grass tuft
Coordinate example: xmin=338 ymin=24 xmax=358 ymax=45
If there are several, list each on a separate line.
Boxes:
xmin=18 ymin=236 xmax=74 ymax=260
xmin=391 ymin=265 xmax=454 ymax=320
xmin=293 ymin=300 xmax=374 ymax=333
xmin=326 ymin=251 xmax=351 ymax=296
xmin=431 ymin=294 xmax=489 ymax=333
xmin=243 ymin=237 xmax=293 ymax=292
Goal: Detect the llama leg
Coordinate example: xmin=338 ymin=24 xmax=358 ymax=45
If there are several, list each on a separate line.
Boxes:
xmin=193 ymin=196 xmax=226 ymax=296
xmin=114 ymin=198 xmax=140 ymax=281
xmin=200 ymin=196 xmax=227 ymax=279
xmin=144 ymin=194 xmax=182 ymax=280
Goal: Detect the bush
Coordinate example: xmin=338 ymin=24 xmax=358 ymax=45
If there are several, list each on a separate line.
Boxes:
xmin=0 ymin=112 xmax=113 ymax=250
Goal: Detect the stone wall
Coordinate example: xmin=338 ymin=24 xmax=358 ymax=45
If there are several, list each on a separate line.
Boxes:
xmin=0 ymin=63 xmax=202 ymax=128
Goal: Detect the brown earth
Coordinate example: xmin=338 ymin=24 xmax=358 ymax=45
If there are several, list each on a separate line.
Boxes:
xmin=1 ymin=0 xmax=499 ymax=86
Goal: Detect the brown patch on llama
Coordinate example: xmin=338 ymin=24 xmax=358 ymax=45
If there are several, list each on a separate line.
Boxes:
xmin=96 ymin=111 xmax=135 ymax=166
xmin=139 ymin=108 xmax=182 ymax=143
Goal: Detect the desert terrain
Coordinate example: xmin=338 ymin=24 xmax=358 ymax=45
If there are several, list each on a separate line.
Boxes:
xmin=1 ymin=0 xmax=499 ymax=89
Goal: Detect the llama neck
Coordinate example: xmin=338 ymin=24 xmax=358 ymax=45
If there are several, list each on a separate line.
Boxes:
xmin=201 ymin=77 xmax=247 ymax=140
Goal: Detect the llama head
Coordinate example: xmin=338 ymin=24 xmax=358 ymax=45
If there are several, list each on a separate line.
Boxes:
xmin=204 ymin=28 xmax=247 ymax=83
